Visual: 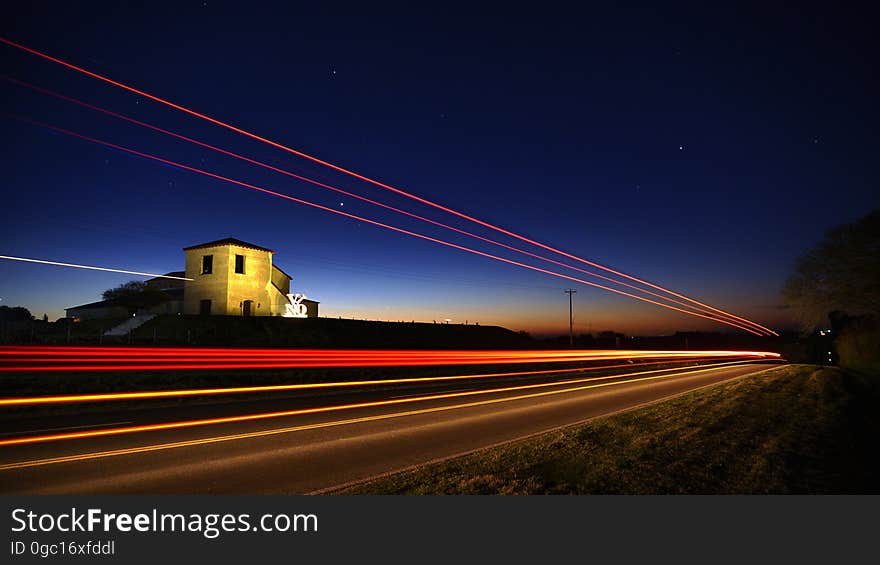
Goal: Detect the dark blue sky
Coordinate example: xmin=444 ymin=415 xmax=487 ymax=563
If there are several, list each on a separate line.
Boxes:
xmin=2 ymin=2 xmax=877 ymax=334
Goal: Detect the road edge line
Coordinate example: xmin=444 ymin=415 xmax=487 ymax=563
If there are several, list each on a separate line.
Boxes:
xmin=310 ymin=364 xmax=784 ymax=495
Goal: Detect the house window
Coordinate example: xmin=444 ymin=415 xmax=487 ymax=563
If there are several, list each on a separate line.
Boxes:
xmin=201 ymin=255 xmax=213 ymax=274
xmin=199 ymin=299 xmax=212 ymax=315
xmin=235 ymin=254 xmax=245 ymax=274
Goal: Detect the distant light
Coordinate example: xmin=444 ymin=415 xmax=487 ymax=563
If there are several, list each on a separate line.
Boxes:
xmin=678 ymin=145 xmax=684 ymax=150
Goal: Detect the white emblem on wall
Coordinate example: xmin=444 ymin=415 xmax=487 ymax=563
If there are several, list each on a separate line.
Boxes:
xmin=283 ymin=293 xmax=308 ymax=318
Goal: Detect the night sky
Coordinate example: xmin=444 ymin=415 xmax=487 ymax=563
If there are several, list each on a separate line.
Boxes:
xmin=1 ymin=3 xmax=877 ymax=335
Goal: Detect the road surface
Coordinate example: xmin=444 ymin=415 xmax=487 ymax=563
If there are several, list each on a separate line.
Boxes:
xmin=0 ymin=362 xmax=776 ymax=494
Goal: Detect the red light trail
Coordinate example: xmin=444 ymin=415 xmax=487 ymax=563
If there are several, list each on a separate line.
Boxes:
xmin=0 ymin=345 xmax=779 ymax=373
xmin=4 ymin=77 xmax=774 ymax=333
xmin=0 ymin=359 xmax=771 ymax=448
xmin=7 ymin=116 xmax=766 ymax=334
xmin=0 ymin=359 xmax=723 ymax=406
xmin=0 ymin=361 xmax=771 ymax=471
xmin=0 ymin=37 xmax=777 ymax=337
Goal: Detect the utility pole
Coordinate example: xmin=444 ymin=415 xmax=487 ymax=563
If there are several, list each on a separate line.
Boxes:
xmin=564 ymin=289 xmax=577 ymax=347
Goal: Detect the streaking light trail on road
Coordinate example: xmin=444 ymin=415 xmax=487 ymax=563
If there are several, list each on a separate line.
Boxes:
xmin=0 ymin=255 xmax=193 ymax=281
xmin=0 ymin=37 xmax=777 ymax=337
xmin=0 ymin=346 xmax=781 ymax=372
xmin=0 ymin=359 xmax=739 ymax=406
xmin=0 ymin=361 xmax=765 ymax=449
xmin=4 ymin=77 xmax=774 ymax=333
xmin=1 ymin=364 xmax=768 ymax=472
xmin=7 ymin=118 xmax=767 ymax=334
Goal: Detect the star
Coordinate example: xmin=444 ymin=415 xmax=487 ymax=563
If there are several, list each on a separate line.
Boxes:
xmin=678 ymin=145 xmax=684 ymax=151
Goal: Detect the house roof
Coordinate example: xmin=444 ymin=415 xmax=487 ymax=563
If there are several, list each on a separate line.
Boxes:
xmin=65 ymin=299 xmax=117 ymax=311
xmin=272 ymin=263 xmax=292 ymax=280
xmin=147 ymin=271 xmax=185 ymax=281
xmin=66 ymin=288 xmax=183 ymax=311
xmin=183 ymin=238 xmax=274 ymax=253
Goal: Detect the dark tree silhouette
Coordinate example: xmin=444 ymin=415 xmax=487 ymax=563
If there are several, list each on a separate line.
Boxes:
xmin=0 ymin=306 xmax=33 ymax=323
xmin=102 ymin=281 xmax=169 ymax=315
xmin=783 ymin=210 xmax=880 ymax=330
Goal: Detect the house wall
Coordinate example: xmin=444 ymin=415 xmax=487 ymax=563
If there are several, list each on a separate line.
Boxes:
xmin=149 ymin=300 xmax=184 ymax=315
xmin=269 ymin=265 xmax=292 ymax=316
xmin=183 ymin=245 xmax=229 ymax=315
xmin=145 ymin=278 xmax=185 ymax=292
xmin=68 ymin=242 xmax=312 ymax=319
xmin=183 ymin=244 xmax=277 ymax=316
xmin=271 ymin=266 xmax=291 ymax=295
xmin=302 ymin=299 xmax=319 ymax=318
xmin=66 ymin=305 xmax=129 ymax=320
xmin=225 ymin=247 xmax=273 ymax=316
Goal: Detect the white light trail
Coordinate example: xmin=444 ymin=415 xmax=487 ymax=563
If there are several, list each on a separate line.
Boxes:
xmin=0 ymin=255 xmax=193 ymax=281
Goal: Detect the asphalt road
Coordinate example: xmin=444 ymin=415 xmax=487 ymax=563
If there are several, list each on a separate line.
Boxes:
xmin=0 ymin=362 xmax=775 ymax=494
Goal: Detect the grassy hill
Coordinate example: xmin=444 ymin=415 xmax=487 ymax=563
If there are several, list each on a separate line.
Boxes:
xmin=342 ymin=365 xmax=880 ymax=494
xmin=129 ymin=315 xmax=535 ymax=349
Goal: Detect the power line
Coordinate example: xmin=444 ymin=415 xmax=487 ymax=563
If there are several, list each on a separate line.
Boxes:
xmin=4 ymin=77 xmax=766 ymax=331
xmin=14 ymin=117 xmax=766 ymax=334
xmin=0 ymin=37 xmax=777 ymax=337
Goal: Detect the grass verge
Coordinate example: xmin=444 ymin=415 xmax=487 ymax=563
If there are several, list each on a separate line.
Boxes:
xmin=341 ymin=364 xmax=880 ymax=494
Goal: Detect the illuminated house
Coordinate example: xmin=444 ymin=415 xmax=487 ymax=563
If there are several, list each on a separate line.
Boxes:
xmin=65 ymin=238 xmax=318 ymax=320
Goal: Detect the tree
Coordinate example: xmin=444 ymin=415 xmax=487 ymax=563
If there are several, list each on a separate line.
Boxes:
xmin=783 ymin=210 xmax=880 ymax=330
xmin=0 ymin=305 xmax=33 ymax=323
xmin=102 ymin=281 xmax=169 ymax=315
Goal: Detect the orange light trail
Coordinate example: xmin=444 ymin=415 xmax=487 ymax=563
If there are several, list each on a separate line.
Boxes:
xmin=0 ymin=36 xmax=777 ymax=337
xmin=0 ymin=359 xmax=724 ymax=406
xmin=0 ymin=346 xmax=780 ymax=372
xmin=0 ymin=360 xmax=762 ymax=448
xmin=4 ymin=77 xmax=773 ymax=334
xmin=9 ymin=117 xmax=766 ymax=334
xmin=0 ymin=363 xmax=781 ymax=472
xmin=0 ymin=346 xmax=780 ymax=357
